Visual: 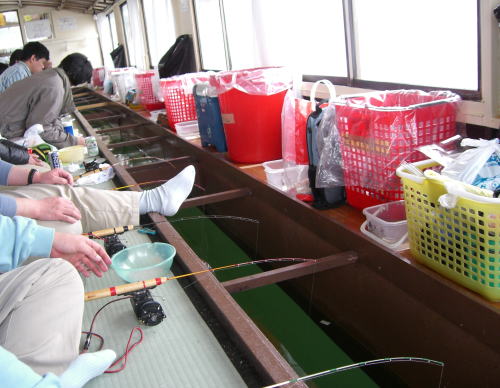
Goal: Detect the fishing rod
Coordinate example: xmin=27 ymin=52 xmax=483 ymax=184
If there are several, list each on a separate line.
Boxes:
xmin=262 ymin=357 xmax=445 ymax=388
xmin=84 ymin=215 xmax=260 ymax=238
xmin=84 ymin=258 xmax=313 ymax=302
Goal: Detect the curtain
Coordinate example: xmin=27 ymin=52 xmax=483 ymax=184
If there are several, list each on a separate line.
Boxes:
xmin=95 ymin=13 xmax=114 ymax=69
xmin=127 ymin=0 xmax=148 ymax=70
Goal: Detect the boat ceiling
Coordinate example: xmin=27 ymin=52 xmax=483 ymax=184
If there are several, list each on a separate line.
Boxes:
xmin=0 ymin=0 xmax=117 ymax=13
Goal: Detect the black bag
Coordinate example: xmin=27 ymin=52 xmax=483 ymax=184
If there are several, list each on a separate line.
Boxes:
xmin=306 ymin=105 xmax=345 ymax=209
xmin=110 ymin=45 xmax=127 ymax=68
xmin=158 ymin=35 xmax=196 ymax=79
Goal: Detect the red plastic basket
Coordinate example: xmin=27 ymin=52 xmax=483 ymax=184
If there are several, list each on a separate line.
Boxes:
xmin=160 ymin=73 xmax=209 ymax=129
xmin=335 ymin=90 xmax=460 ymax=210
xmin=135 ymin=72 xmax=164 ymax=111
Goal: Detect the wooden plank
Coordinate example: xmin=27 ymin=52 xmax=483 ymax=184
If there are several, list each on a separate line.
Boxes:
xmin=223 ymin=252 xmax=358 ymax=294
xmin=181 ymin=188 xmax=252 ymax=208
xmin=107 ymin=135 xmax=167 ymax=149
xmin=87 ymin=113 xmax=126 ymax=122
xmin=95 ymin=123 xmax=145 ymax=133
xmin=77 ymin=102 xmax=112 ymax=111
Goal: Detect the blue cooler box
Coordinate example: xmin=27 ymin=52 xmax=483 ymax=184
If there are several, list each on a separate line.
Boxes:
xmin=193 ymin=84 xmax=227 ymax=152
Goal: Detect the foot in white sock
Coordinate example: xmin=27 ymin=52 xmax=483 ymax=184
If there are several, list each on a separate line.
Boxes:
xmin=139 ymin=165 xmax=196 ymax=216
xmin=59 ymin=349 xmax=116 ymax=388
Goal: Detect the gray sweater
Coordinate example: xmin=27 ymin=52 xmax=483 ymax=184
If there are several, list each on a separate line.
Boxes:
xmin=0 ymin=68 xmax=78 ymax=149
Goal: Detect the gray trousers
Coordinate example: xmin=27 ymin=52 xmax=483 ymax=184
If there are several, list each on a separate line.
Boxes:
xmin=0 ymin=184 xmax=141 ymax=234
xmin=0 ymin=259 xmax=83 ymax=375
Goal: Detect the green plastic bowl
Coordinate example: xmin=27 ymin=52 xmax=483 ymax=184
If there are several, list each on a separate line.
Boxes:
xmin=111 ymin=242 xmax=176 ymax=283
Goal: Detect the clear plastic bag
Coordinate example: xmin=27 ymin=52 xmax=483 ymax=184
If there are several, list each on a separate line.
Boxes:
xmin=316 ymin=104 xmax=344 ymax=188
xmin=441 ymin=138 xmax=500 ymax=191
xmin=210 ymin=67 xmax=292 ymax=96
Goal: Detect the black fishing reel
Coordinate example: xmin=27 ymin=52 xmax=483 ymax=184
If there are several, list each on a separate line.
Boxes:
xmin=103 ymin=234 xmax=127 ymax=256
xmin=129 ymin=289 xmax=166 ymax=326
xmin=83 ymin=159 xmax=100 ymax=172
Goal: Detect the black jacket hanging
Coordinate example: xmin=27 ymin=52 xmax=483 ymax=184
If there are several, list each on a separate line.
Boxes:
xmin=158 ymin=34 xmax=196 ymax=79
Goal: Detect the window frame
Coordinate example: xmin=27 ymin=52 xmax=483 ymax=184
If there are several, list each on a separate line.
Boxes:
xmin=119 ymin=2 xmax=133 ymax=67
xmin=0 ymin=9 xmax=25 ymax=58
xmin=194 ymin=0 xmax=481 ymax=101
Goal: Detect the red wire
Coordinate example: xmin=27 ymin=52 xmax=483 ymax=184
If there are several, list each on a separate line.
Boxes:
xmin=105 ymin=326 xmax=144 ymax=373
xmin=81 ymin=296 xmax=144 ymax=373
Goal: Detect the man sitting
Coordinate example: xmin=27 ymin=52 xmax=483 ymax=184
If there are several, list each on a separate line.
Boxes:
xmin=0 ymin=42 xmax=50 ymax=93
xmin=0 ymin=53 xmax=92 ymax=149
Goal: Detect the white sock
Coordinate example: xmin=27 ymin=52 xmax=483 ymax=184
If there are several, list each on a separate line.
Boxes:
xmin=59 ymin=349 xmax=116 ymax=388
xmin=139 ymin=165 xmax=195 ymax=216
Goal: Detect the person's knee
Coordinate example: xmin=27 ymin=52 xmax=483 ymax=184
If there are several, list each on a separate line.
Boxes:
xmin=45 ymin=258 xmax=84 ymax=298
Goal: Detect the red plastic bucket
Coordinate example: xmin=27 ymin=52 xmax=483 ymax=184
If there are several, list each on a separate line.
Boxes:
xmin=218 ymin=88 xmax=287 ymax=163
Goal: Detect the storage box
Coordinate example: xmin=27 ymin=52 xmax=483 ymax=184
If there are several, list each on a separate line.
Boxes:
xmin=360 ymin=200 xmax=408 ymax=250
xmin=263 ymin=159 xmax=285 ymax=190
xmin=174 ymin=120 xmax=200 ymax=140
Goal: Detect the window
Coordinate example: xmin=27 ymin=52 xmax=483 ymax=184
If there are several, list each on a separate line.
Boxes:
xmin=194 ymin=0 xmax=480 ymax=98
xmin=193 ymin=0 xmax=227 ymax=70
xmin=0 ymin=11 xmax=24 ymax=60
xmin=120 ymin=3 xmax=135 ymax=66
xmin=108 ymin=12 xmax=119 ymax=49
xmin=352 ymin=0 xmax=478 ymax=92
xmin=142 ymin=0 xmax=176 ymax=67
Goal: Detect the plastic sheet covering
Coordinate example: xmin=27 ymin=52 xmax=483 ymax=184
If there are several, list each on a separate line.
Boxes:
xmin=110 ymin=67 xmax=138 ymax=103
xmin=161 ymin=71 xmax=212 ymax=94
xmin=335 ymin=89 xmax=460 ymax=208
xmin=210 ymin=67 xmax=292 ymax=96
xmin=316 ymin=104 xmax=344 ymax=187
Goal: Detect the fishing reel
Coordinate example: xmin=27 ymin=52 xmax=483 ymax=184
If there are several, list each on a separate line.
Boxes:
xmin=129 ymin=289 xmax=166 ymax=326
xmin=103 ymin=234 xmax=127 ymax=256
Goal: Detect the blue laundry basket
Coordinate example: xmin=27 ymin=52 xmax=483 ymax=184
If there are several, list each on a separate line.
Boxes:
xmin=193 ymin=84 xmax=227 ymax=152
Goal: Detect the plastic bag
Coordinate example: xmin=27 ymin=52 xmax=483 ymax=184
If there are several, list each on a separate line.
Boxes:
xmin=12 ymin=124 xmax=45 ymax=148
xmin=210 ymin=67 xmax=292 ymax=96
xmin=316 ymin=104 xmax=344 ymax=188
xmin=75 ymin=164 xmax=115 ymax=186
xmin=281 ymin=89 xmax=313 ymax=194
xmin=441 ymin=138 xmax=500 ymax=191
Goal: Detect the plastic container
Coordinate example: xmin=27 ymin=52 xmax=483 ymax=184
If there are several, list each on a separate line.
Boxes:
xmin=159 ymin=72 xmax=210 ymax=129
xmin=58 ymin=145 xmax=86 ymax=164
xmin=174 ymin=120 xmax=200 ymax=140
xmin=263 ymin=159 xmax=285 ymax=190
xmin=360 ymin=200 xmax=408 ymax=250
xmin=397 ymin=160 xmax=500 ymax=301
xmin=335 ymin=90 xmax=460 ymax=210
xmin=193 ymin=83 xmax=227 ymax=152
xmin=111 ymin=242 xmax=176 ymax=283
xmin=211 ymin=67 xmax=292 ymax=163
xmin=135 ymin=71 xmax=164 ymax=111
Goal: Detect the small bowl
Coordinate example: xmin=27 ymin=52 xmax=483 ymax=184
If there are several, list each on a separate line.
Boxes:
xmin=58 ymin=145 xmax=86 ymax=164
xmin=111 ymin=242 xmax=176 ymax=282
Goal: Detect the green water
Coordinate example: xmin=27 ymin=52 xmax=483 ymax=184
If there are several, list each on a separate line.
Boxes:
xmin=170 ymin=208 xmax=379 ymax=388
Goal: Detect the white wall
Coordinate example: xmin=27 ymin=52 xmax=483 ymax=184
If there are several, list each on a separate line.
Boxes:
xmin=0 ymin=5 xmax=102 ymax=68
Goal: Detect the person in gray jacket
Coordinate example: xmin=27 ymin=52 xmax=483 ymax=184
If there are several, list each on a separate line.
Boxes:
xmin=0 ymin=53 xmax=92 ymax=149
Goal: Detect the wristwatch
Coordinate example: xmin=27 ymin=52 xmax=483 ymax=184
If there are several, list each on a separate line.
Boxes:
xmin=27 ymin=168 xmax=38 ymax=185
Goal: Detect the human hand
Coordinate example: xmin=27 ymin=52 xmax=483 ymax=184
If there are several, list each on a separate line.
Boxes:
xmin=51 ymin=232 xmax=111 ymax=277
xmin=15 ymin=197 xmax=81 ymax=223
xmin=77 ymin=136 xmax=86 ymax=146
xmin=34 ymin=168 xmax=74 ymax=185
xmin=28 ymin=155 xmax=45 ymax=167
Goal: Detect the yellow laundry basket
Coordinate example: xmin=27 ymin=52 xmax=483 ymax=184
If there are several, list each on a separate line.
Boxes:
xmin=397 ymin=160 xmax=500 ymax=301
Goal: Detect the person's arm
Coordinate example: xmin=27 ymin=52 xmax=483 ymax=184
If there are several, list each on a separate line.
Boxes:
xmin=0 ymin=139 xmax=29 ymax=165
xmin=0 ymin=215 xmax=54 ymax=272
xmin=0 ymin=346 xmax=61 ymax=388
